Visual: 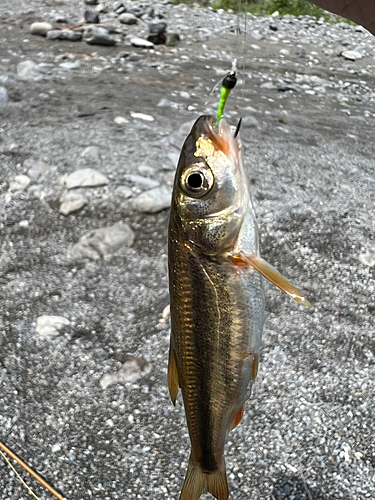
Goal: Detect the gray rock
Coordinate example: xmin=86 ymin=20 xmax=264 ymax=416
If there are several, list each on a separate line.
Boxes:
xmin=242 ymin=115 xmax=260 ymax=128
xmin=59 ymin=192 xmax=88 ymax=215
xmin=119 ymin=13 xmax=138 ymax=25
xmin=17 ymin=60 xmax=45 ymax=80
xmin=138 ymin=165 xmax=154 ymax=176
xmin=100 ymin=357 xmax=152 ymax=389
xmin=260 ymin=81 xmax=276 ymax=90
xmin=0 ymin=86 xmax=9 ymax=105
xmin=9 ymin=175 xmax=31 ymax=192
xmin=113 ymin=1 xmax=124 ymax=11
xmin=85 ymin=0 xmax=98 ymax=4
xmin=84 ymin=26 xmax=115 ymax=46
xmin=359 ymin=250 xmax=375 ymax=267
xmin=278 ymin=110 xmax=289 ymax=124
xmin=85 ymin=10 xmax=100 ymax=23
xmin=251 ymin=30 xmax=263 ymax=40
xmin=68 ymin=221 xmax=135 ymax=260
xmin=81 ymin=145 xmax=100 ymax=160
xmin=124 ymin=174 xmax=159 ymax=189
xmin=30 ymin=22 xmax=54 ymax=36
xmin=341 ymin=50 xmax=365 ymax=61
xmin=115 ymin=185 xmax=132 ymax=198
xmin=36 ymin=316 xmax=70 ymax=338
xmin=114 ymin=116 xmax=129 ymax=125
xmin=132 ymin=185 xmax=171 ymax=213
xmin=96 ymin=3 xmax=110 ymax=14
xmin=63 ymin=168 xmax=109 ymax=189
xmin=61 ymin=30 xmax=82 ymax=41
xmin=46 ymin=30 xmax=62 ymax=40
xmin=24 ymin=158 xmax=48 ymax=181
xmin=130 ymin=37 xmax=154 ymax=49
xmin=59 ymin=60 xmax=81 ymax=70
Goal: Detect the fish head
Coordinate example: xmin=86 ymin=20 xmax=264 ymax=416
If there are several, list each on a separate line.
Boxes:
xmin=171 ymin=115 xmax=251 ymax=255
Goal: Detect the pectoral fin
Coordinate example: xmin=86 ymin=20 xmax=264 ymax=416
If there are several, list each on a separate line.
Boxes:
xmin=230 ymin=406 xmax=244 ymax=431
xmin=232 ymin=252 xmax=312 ymax=308
xmin=168 ymin=344 xmax=179 ymax=405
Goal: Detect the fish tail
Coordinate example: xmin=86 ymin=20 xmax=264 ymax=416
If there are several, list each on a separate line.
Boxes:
xmin=180 ymin=455 xmax=229 ymax=500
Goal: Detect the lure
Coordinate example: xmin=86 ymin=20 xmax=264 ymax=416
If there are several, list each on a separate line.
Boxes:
xmin=216 ymin=70 xmax=237 ymax=124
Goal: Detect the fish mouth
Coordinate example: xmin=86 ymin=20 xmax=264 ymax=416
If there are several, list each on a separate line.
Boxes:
xmin=204 ymin=116 xmax=242 ymax=162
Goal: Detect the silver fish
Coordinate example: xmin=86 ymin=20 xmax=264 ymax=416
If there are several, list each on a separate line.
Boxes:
xmin=168 ymin=115 xmax=310 ymax=500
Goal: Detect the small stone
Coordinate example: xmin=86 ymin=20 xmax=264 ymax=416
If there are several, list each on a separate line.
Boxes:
xmin=359 ymin=250 xmax=375 ymax=267
xmin=278 ymin=110 xmax=289 ymax=124
xmin=180 ymin=91 xmax=190 ymax=99
xmin=130 ymin=37 xmax=154 ymax=49
xmin=19 ymin=220 xmax=29 ymax=228
xmin=130 ymin=112 xmax=154 ymax=121
xmin=81 ymin=145 xmax=100 ymax=160
xmin=341 ymin=50 xmax=365 ymax=61
xmin=59 ymin=192 xmax=88 ymax=215
xmin=115 ymin=185 xmax=132 ymax=198
xmin=279 ymin=48 xmax=290 ymax=56
xmin=96 ymin=3 xmax=109 ymax=14
xmin=9 ymin=175 xmax=31 ymax=192
xmin=242 ymin=115 xmax=259 ymax=128
xmin=132 ymin=185 xmax=171 ymax=213
xmin=36 ymin=316 xmax=70 ymax=338
xmin=166 ymin=33 xmax=180 ymax=47
xmin=260 ymin=81 xmax=276 ymax=90
xmin=85 ymin=0 xmax=98 ymax=4
xmin=30 ymin=22 xmax=54 ymax=36
xmin=46 ymin=30 xmax=62 ymax=40
xmin=0 ymin=86 xmax=9 ymax=106
xmin=84 ymin=10 xmax=100 ymax=23
xmin=114 ymin=116 xmax=129 ymax=125
xmin=269 ymin=24 xmax=278 ymax=31
xmin=24 ymin=158 xmax=48 ymax=181
xmin=17 ymin=60 xmax=44 ymax=80
xmin=271 ymin=10 xmax=279 ymax=17
xmin=62 ymin=30 xmax=82 ymax=41
xmin=84 ymin=26 xmax=115 ymax=46
xmin=51 ymin=443 xmax=62 ymax=453
xmin=138 ymin=165 xmax=154 ymax=176
xmin=68 ymin=221 xmax=135 ymax=260
xmin=119 ymin=13 xmax=138 ymax=25
xmin=60 ymin=60 xmax=81 ymax=70
xmin=124 ymin=174 xmax=159 ymax=189
xmin=251 ymin=30 xmax=263 ymax=40
xmin=64 ymin=168 xmax=109 ymax=189
xmin=100 ymin=357 xmax=152 ymax=389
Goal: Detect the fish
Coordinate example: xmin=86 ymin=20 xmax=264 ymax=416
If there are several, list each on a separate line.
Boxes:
xmin=168 ymin=115 xmax=310 ymax=500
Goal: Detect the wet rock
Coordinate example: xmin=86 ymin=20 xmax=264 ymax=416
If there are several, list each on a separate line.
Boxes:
xmin=0 ymin=86 xmax=9 ymax=106
xmin=17 ymin=60 xmax=45 ymax=80
xmin=9 ymin=175 xmax=31 ymax=192
xmin=132 ymin=185 xmax=171 ymax=213
xmin=81 ymin=145 xmax=100 ymax=161
xmin=119 ymin=13 xmax=138 ymax=25
xmin=130 ymin=37 xmax=154 ymax=49
xmin=124 ymin=174 xmax=159 ymax=189
xmin=36 ymin=316 xmax=70 ymax=338
xmin=63 ymin=168 xmax=109 ymax=189
xmin=84 ymin=26 xmax=115 ymax=46
xmin=24 ymin=158 xmax=48 ymax=181
xmin=269 ymin=24 xmax=278 ymax=31
xmin=61 ymin=30 xmax=82 ymax=41
xmin=115 ymin=185 xmax=132 ymax=198
xmin=59 ymin=191 xmax=88 ymax=216
xmin=130 ymin=112 xmax=154 ymax=121
xmin=84 ymin=10 xmax=100 ymax=24
xmin=85 ymin=0 xmax=98 ymax=4
xmin=114 ymin=116 xmax=129 ymax=125
xmin=30 ymin=22 xmax=54 ymax=36
xmin=147 ymin=22 xmax=167 ymax=44
xmin=100 ymin=357 xmax=152 ymax=389
xmin=68 ymin=221 xmax=135 ymax=260
xmin=166 ymin=33 xmax=180 ymax=47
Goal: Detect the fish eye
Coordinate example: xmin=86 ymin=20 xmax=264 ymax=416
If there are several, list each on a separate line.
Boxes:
xmin=180 ymin=163 xmax=214 ymax=198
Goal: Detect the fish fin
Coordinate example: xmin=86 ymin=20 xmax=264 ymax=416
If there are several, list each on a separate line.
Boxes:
xmin=230 ymin=406 xmax=244 ymax=431
xmin=232 ymin=252 xmax=312 ymax=308
xmin=180 ymin=456 xmax=229 ymax=500
xmin=180 ymin=456 xmax=206 ymax=500
xmin=206 ymin=467 xmax=229 ymax=500
xmin=168 ymin=344 xmax=179 ymax=405
xmin=251 ymin=353 xmax=259 ymax=380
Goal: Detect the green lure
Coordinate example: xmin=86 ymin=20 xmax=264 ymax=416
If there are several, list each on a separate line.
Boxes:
xmin=216 ymin=71 xmax=237 ymax=124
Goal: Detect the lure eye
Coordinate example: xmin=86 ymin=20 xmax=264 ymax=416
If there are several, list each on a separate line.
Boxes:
xmin=180 ymin=163 xmax=214 ymax=198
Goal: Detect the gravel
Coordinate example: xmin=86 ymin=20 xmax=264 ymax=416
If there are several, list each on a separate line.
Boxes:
xmin=0 ymin=1 xmax=374 ymax=499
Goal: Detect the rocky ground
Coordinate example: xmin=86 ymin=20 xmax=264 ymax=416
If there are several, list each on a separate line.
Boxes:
xmin=1 ymin=1 xmax=375 ymax=499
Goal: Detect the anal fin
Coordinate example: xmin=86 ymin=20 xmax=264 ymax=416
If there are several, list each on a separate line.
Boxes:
xmin=232 ymin=252 xmax=312 ymax=308
xmin=168 ymin=343 xmax=179 ymax=405
xmin=230 ymin=406 xmax=244 ymax=431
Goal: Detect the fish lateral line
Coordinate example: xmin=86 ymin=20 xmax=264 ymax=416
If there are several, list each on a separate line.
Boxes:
xmin=231 ymin=252 xmax=312 ymax=308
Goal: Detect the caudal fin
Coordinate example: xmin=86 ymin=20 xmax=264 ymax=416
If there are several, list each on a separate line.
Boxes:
xmin=180 ymin=455 xmax=229 ymax=500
